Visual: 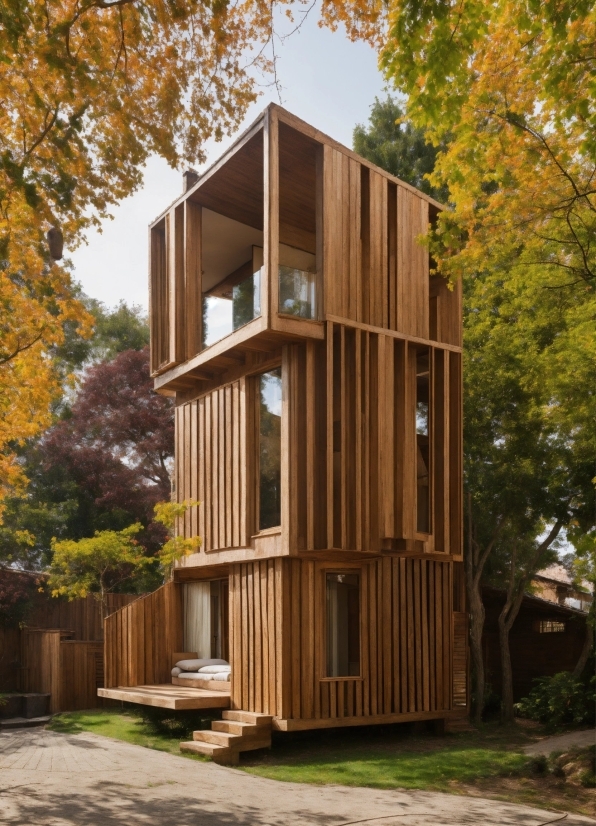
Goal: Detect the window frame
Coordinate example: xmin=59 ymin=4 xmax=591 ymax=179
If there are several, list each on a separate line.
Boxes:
xmin=320 ymin=566 xmax=363 ymax=681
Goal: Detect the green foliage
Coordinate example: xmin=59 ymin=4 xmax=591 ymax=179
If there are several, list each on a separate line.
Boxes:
xmin=515 ymin=672 xmax=596 ymax=731
xmin=153 ymin=499 xmax=202 ymax=578
xmin=353 ymin=96 xmax=448 ymax=202
xmin=48 ymin=523 xmax=153 ymax=611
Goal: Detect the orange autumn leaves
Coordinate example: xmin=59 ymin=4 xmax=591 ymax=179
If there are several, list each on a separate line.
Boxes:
xmin=0 ymin=0 xmax=272 ymax=514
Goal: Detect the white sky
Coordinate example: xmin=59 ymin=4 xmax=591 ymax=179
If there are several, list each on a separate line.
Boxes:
xmin=70 ymin=18 xmax=387 ymax=311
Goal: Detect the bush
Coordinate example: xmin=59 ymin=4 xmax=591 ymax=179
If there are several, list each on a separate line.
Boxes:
xmin=515 ymin=671 xmax=596 ymax=730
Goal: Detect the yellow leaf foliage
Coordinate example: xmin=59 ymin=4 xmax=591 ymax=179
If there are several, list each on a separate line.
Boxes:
xmin=0 ymin=0 xmax=281 ymax=515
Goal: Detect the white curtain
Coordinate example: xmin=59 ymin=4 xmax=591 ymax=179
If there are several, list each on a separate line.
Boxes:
xmin=184 ymin=582 xmax=211 ymax=658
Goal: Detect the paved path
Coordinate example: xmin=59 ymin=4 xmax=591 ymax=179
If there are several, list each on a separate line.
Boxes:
xmin=524 ymin=729 xmax=595 ymax=757
xmin=0 ymin=728 xmax=593 ymax=826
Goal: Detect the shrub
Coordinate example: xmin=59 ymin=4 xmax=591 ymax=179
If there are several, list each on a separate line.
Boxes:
xmin=515 ymin=672 xmax=596 ymax=730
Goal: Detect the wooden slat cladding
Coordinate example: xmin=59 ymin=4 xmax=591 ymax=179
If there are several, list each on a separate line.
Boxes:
xmin=429 ymin=275 xmax=463 ymax=348
xmin=396 ymin=187 xmax=430 ymax=339
xmin=175 ymin=379 xmax=251 ymax=552
xmin=281 ymin=558 xmax=453 ymax=721
xmin=323 ymin=323 xmax=462 ymax=554
xmin=229 ymin=560 xmax=284 ymax=716
xmin=149 ymin=210 xmax=184 ymax=375
xmin=103 ymin=582 xmax=183 ymax=688
xmin=452 ymin=611 xmax=468 ymax=709
xmin=322 ymin=149 xmax=436 ymax=340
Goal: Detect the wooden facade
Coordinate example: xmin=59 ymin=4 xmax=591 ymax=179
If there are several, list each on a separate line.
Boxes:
xmin=107 ymin=104 xmax=467 ymax=730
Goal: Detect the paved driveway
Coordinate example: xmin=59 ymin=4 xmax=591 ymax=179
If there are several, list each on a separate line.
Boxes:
xmin=0 ymin=728 xmax=593 ymax=826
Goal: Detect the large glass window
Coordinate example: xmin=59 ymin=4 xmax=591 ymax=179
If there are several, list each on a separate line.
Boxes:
xmin=201 ymin=209 xmax=263 ymax=348
xmin=326 ymin=573 xmax=360 ymax=677
xmin=258 ymin=368 xmax=282 ymax=530
xmin=416 ymin=349 xmax=431 ymax=533
xmin=278 ymin=244 xmax=317 ymax=320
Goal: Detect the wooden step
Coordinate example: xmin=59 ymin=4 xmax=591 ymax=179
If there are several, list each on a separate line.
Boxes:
xmin=179 ymin=740 xmax=239 ymax=765
xmin=193 ymin=729 xmax=242 ymax=747
xmin=221 ymin=710 xmax=273 ymax=726
xmin=212 ymin=719 xmax=261 ymax=736
xmin=193 ymin=728 xmax=271 ymax=751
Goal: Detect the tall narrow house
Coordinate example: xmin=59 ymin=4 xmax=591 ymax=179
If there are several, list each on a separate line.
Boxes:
xmin=102 ymin=105 xmax=467 ymax=757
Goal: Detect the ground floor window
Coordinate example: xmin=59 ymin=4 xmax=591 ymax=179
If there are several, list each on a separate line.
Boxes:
xmin=326 ymin=572 xmax=360 ymax=677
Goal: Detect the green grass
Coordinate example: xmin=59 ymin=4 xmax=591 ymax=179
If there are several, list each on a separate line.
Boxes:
xmin=240 ymin=725 xmax=531 ymax=791
xmin=48 ymin=709 xmax=208 ymax=759
xmin=242 ymin=745 xmax=527 ymax=790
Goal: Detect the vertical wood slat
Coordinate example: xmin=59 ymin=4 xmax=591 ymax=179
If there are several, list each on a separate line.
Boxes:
xmin=103 ymin=582 xmax=182 ymax=689
xmin=175 ymin=381 xmax=248 ymax=553
xmin=397 ymin=187 xmax=430 ymax=339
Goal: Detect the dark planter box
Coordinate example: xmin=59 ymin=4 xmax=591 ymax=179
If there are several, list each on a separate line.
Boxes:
xmin=0 ymin=694 xmax=23 ymax=718
xmin=22 ymin=693 xmax=50 ymax=718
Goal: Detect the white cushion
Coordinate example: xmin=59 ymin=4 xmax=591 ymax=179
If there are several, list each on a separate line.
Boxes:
xmin=171 ymin=667 xmax=182 ymax=677
xmin=212 ymin=672 xmax=231 ymax=681
xmin=197 ymin=664 xmax=231 ymax=674
xmin=174 ymin=658 xmax=228 ymax=672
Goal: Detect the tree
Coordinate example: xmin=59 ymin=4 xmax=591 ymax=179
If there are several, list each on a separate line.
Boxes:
xmin=353 ymin=96 xmax=448 ymax=202
xmin=153 ymin=500 xmax=202 ymax=581
xmin=48 ymin=523 xmax=150 ymax=621
xmin=0 ymin=345 xmax=173 ymax=576
xmin=47 ymin=500 xmax=200 ymax=615
xmin=353 ymin=94 xmax=596 ymax=724
xmin=463 ymin=263 xmax=594 ymax=722
xmin=337 ymin=0 xmax=596 ymax=290
xmin=0 ymin=0 xmax=271 ymax=511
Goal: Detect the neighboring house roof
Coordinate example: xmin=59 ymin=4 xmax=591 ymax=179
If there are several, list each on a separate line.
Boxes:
xmin=534 ymin=563 xmax=592 ymax=595
xmin=482 ymin=585 xmax=588 ymax=620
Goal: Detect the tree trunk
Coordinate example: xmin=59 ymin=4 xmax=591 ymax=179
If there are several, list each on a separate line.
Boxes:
xmin=573 ymin=617 xmax=594 ymax=679
xmin=498 ymin=613 xmax=515 ymax=722
xmin=468 ymin=581 xmax=486 ymax=725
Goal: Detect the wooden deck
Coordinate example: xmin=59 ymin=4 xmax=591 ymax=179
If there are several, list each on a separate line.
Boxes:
xmin=98 ymin=684 xmax=230 ymax=710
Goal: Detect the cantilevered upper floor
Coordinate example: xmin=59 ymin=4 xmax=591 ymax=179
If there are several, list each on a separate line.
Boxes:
xmin=149 ymin=104 xmax=461 ymax=396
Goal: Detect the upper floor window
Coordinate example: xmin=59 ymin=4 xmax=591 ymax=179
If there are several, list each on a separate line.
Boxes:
xmin=258 ymin=368 xmax=282 ymax=530
xmin=202 ymin=215 xmax=263 ymax=348
xmin=278 ymin=244 xmax=317 ymax=320
xmin=416 ymin=348 xmax=431 ymax=533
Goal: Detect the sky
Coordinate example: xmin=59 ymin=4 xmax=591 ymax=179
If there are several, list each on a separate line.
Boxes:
xmin=70 ymin=16 xmax=388 ymax=312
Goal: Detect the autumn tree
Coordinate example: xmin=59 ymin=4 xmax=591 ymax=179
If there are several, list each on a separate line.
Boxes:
xmin=0 ymin=346 xmax=173 ymax=583
xmin=354 ymin=93 xmax=596 ymax=723
xmin=0 ymin=0 xmax=273 ymax=511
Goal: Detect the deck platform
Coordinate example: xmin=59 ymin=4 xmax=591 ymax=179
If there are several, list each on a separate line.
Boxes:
xmin=98 ymin=684 xmax=231 ymax=710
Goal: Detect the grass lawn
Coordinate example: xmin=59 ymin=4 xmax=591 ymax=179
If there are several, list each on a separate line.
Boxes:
xmin=48 ymin=708 xmax=210 ymax=759
xmin=48 ymin=711 xmax=595 ymax=818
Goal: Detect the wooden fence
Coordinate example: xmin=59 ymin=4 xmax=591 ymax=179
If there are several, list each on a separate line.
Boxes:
xmin=104 ymin=581 xmax=183 ymax=688
xmin=28 ymin=592 xmax=139 ymax=641
xmin=19 ymin=629 xmax=104 ymax=713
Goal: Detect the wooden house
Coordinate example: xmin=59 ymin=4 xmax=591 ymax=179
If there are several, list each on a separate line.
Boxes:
xmin=100 ymin=105 xmax=467 ymax=761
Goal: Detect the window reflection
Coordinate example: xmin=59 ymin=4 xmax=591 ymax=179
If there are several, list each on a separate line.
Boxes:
xmin=416 ymin=349 xmax=431 ymax=533
xmin=259 ymin=368 xmax=282 ymax=530
xmin=277 ymin=244 xmax=318 ymax=320
xmin=326 ymin=573 xmax=360 ymax=677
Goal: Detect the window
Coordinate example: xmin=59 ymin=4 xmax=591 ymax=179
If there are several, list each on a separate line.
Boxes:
xmin=416 ymin=349 xmax=431 ymax=533
xmin=202 ymin=236 xmax=263 ymax=348
xmin=278 ymin=244 xmax=318 ymax=320
xmin=258 ymin=368 xmax=282 ymax=530
xmin=537 ymin=620 xmax=566 ymax=634
xmin=326 ymin=573 xmax=360 ymax=677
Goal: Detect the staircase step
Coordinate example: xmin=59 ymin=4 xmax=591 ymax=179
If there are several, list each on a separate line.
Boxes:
xmin=222 ymin=710 xmax=274 ymax=727
xmin=193 ymin=729 xmax=241 ymax=747
xmin=212 ymin=720 xmax=260 ymax=736
xmin=180 ymin=740 xmax=239 ymax=766
xmin=193 ymin=728 xmax=272 ymax=752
